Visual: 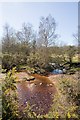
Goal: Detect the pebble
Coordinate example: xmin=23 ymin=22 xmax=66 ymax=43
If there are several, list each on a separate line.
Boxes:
xmin=39 ymin=83 xmax=42 ymax=85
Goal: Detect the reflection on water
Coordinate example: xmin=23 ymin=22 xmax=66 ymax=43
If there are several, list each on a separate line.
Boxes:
xmin=16 ymin=74 xmax=56 ymax=115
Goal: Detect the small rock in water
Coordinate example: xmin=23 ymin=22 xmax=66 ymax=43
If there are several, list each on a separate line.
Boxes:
xmin=50 ymin=84 xmax=53 ymax=86
xmin=39 ymin=82 xmax=42 ymax=85
xmin=27 ymin=76 xmax=35 ymax=81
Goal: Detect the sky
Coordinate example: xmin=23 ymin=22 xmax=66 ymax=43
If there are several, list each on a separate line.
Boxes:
xmin=0 ymin=2 xmax=78 ymax=45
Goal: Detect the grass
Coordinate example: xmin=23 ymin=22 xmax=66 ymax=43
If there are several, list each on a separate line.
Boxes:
xmin=0 ymin=73 xmax=5 ymax=119
xmin=48 ymin=73 xmax=79 ymax=118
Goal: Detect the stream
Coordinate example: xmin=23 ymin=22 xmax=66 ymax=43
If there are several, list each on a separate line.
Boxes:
xmin=16 ymin=73 xmax=56 ymax=115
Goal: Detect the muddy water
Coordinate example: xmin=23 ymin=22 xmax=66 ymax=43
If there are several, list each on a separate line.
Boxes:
xmin=16 ymin=73 xmax=56 ymax=115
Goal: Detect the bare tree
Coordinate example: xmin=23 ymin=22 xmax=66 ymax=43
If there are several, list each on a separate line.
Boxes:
xmin=16 ymin=23 xmax=33 ymax=44
xmin=16 ymin=23 xmax=32 ymax=60
xmin=38 ymin=14 xmax=57 ymax=47
xmin=37 ymin=15 xmax=57 ymax=67
xmin=2 ymin=24 xmax=16 ymax=54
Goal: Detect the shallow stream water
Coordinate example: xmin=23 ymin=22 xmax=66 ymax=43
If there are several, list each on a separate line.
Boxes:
xmin=16 ymin=73 xmax=56 ymax=115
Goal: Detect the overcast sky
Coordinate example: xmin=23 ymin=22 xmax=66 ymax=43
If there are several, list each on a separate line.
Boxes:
xmin=0 ymin=2 xmax=78 ymax=45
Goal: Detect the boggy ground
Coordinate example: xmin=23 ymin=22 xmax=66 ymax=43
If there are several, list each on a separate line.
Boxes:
xmin=16 ymin=72 xmax=57 ymax=115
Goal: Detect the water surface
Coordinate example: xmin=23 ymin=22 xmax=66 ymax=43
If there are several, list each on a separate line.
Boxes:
xmin=16 ymin=73 xmax=56 ymax=115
